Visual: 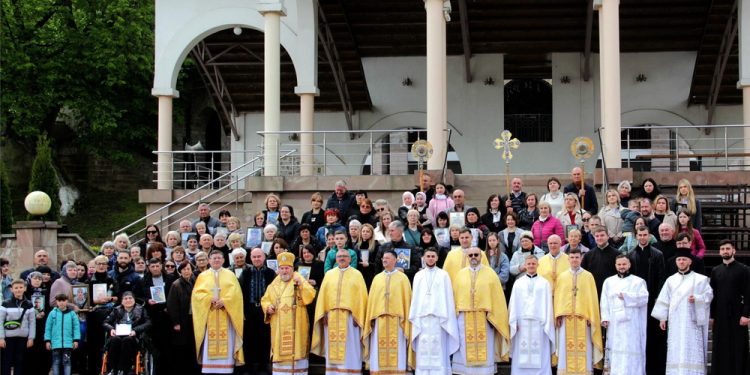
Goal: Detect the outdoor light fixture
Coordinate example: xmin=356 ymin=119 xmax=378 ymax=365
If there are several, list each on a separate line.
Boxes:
xmin=636 ymin=74 xmax=647 ymax=83
xmin=233 ymin=26 xmax=243 ymax=35
xmin=484 ymin=77 xmax=495 ymax=86
xmin=560 ymin=75 xmax=571 ymax=84
xmin=402 ymin=77 xmax=413 ymax=86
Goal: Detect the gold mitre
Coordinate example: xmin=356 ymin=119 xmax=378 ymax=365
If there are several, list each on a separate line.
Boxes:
xmin=278 ymin=252 xmax=295 ymax=267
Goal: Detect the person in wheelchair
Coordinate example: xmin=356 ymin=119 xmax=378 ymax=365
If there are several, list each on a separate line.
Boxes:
xmin=102 ymin=292 xmax=151 ymax=375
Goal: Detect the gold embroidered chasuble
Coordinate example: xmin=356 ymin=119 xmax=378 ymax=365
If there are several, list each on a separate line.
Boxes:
xmin=442 ymin=247 xmax=490 ymax=285
xmin=453 ymin=265 xmax=510 ymax=366
xmin=260 ymin=272 xmax=317 ymax=363
xmin=310 ymin=266 xmax=368 ymax=364
xmin=192 ymin=267 xmax=245 ymax=364
xmin=538 ymin=252 xmax=569 ymax=293
xmin=553 ymin=268 xmax=603 ymax=375
xmin=363 ymin=270 xmax=415 ymax=373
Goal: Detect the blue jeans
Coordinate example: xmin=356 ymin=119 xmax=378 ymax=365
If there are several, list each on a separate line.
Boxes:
xmin=51 ymin=348 xmax=72 ymax=375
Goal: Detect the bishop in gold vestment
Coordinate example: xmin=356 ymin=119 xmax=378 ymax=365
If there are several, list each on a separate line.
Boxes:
xmin=261 ymin=252 xmax=317 ymax=375
xmin=363 ymin=250 xmax=414 ymax=374
xmin=192 ymin=251 xmax=245 ymax=374
xmin=553 ymin=250 xmax=603 ymax=375
xmin=311 ymin=248 xmax=368 ymax=374
xmin=451 ymin=248 xmax=510 ymax=374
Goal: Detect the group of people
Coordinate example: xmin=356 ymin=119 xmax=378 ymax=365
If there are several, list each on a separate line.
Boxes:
xmin=0 ymin=171 xmax=747 ymax=375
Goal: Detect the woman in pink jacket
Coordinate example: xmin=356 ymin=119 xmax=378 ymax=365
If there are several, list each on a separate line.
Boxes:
xmin=530 ymin=201 xmax=565 ymax=252
xmin=676 ymin=209 xmax=706 ymax=258
xmin=427 ymin=182 xmax=454 ymax=225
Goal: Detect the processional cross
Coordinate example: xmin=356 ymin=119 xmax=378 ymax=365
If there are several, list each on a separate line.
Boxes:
xmin=493 ymin=130 xmax=521 ymax=198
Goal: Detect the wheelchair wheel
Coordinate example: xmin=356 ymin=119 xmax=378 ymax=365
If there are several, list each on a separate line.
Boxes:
xmin=139 ymin=350 xmax=154 ymax=375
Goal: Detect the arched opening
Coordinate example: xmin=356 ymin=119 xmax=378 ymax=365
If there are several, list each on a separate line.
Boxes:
xmin=504 ymin=79 xmax=553 ymax=142
xmin=361 ymin=129 xmax=462 ymax=175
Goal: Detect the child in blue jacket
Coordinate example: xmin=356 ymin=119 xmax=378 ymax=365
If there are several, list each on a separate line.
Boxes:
xmin=45 ymin=293 xmax=80 ymax=375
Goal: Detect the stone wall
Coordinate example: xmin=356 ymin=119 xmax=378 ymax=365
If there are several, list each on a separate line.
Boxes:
xmin=0 ymin=233 xmax=96 ymax=278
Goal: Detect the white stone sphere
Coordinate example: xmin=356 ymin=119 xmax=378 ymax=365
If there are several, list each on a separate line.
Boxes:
xmin=24 ymin=191 xmax=52 ymax=215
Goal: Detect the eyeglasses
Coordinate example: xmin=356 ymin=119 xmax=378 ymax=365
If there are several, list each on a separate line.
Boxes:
xmin=96 ymin=262 xmax=108 ymax=266
xmin=165 ymin=264 xmax=176 ymax=268
xmin=146 ymin=231 xmax=158 ymax=234
xmin=361 ymin=205 xmax=371 ymax=209
xmin=467 ymin=253 xmax=481 ymax=258
xmin=582 ymin=218 xmax=589 ymax=222
xmin=377 ymin=208 xmax=385 ymax=212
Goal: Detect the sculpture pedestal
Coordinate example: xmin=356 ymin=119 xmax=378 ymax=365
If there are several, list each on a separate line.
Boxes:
xmin=12 ymin=221 xmax=62 ymax=274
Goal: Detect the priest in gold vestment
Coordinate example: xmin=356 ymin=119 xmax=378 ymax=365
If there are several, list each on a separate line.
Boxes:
xmin=192 ymin=250 xmax=245 ymax=373
xmin=442 ymin=229 xmax=489 ymax=284
xmin=553 ymin=248 xmax=603 ymax=375
xmin=261 ymin=252 xmax=317 ymax=375
xmin=452 ymin=247 xmax=510 ymax=374
xmin=537 ymin=234 xmax=569 ymax=294
xmin=311 ymin=248 xmax=368 ymax=374
xmin=363 ymin=250 xmax=414 ymax=374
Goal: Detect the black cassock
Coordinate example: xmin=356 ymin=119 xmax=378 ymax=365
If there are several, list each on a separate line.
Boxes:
xmin=710 ymin=260 xmax=750 ymax=375
xmin=239 ymin=266 xmax=277 ymax=373
xmin=628 ymin=245 xmax=666 ymax=375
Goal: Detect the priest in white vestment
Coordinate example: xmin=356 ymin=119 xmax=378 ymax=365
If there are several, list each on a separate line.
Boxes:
xmin=651 ymin=250 xmax=713 ymax=375
xmin=409 ymin=247 xmax=460 ymax=375
xmin=600 ymin=254 xmax=648 ymax=375
xmin=508 ymin=254 xmax=555 ymax=375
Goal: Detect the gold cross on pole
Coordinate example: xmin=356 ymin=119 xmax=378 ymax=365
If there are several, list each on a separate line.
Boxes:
xmin=494 ymin=130 xmax=520 ymax=198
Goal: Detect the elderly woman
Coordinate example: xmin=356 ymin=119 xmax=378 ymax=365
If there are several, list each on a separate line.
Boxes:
xmin=398 ymin=191 xmax=415 ymax=223
xmin=49 ymin=261 xmax=78 ymax=306
xmin=531 ymin=201 xmax=565 ymax=251
xmin=163 ymin=231 xmax=180 ymax=258
xmin=561 ymin=229 xmax=590 ymax=254
xmin=167 ymin=261 xmax=198 ymax=374
xmin=509 ymin=231 xmax=545 ymax=278
xmin=193 ymin=251 xmax=209 ymax=275
xmin=617 ymin=180 xmax=632 ymax=207
xmin=263 ymin=223 xmax=278 ymax=243
xmin=103 ymin=292 xmax=152 ymax=375
xmin=100 ymin=241 xmax=118 ymax=271
xmin=230 ymin=248 xmax=248 ymax=276
xmin=557 ymin=192 xmax=584 ymax=232
xmin=225 ymin=216 xmax=242 ymax=236
xmin=114 ymin=233 xmax=130 ymax=255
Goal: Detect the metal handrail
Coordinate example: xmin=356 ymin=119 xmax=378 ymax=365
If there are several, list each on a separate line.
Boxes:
xmin=112 ymin=152 xmax=269 ymax=239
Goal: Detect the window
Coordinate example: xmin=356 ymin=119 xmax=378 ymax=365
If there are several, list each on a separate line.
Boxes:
xmin=503 ymin=79 xmax=552 ymax=142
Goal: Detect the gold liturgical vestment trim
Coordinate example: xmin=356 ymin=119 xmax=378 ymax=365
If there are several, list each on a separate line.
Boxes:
xmin=279 ymin=304 xmax=295 ymax=356
xmin=376 ymin=315 xmax=400 ymax=369
xmin=208 ymin=308 xmax=230 ymax=359
xmin=465 ymin=311 xmax=488 ymax=365
xmin=564 ymin=315 xmax=588 ymax=375
xmin=328 ymin=309 xmax=349 ymax=364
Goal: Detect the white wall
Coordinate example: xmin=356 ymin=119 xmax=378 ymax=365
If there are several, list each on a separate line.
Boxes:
xmin=233 ymin=51 xmax=744 ymax=175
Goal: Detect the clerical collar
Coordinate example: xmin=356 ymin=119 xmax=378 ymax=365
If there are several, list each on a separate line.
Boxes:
xmin=678 ymin=270 xmax=692 ymax=276
xmin=469 ymin=265 xmax=482 ymax=272
xmin=384 ymin=269 xmax=397 ymax=275
xmin=527 ymin=273 xmax=537 ymax=278
xmin=617 ymin=272 xmax=630 ymax=278
xmin=570 ymin=266 xmax=582 ymax=274
xmin=338 ymin=266 xmax=351 ymax=271
xmin=425 ymin=265 xmax=436 ymax=270
xmin=550 ymin=252 xmax=562 ymax=259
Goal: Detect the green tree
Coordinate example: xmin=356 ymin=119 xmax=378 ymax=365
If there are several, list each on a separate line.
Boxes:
xmin=0 ymin=161 xmax=12 ymax=233
xmin=28 ymin=134 xmax=61 ymax=222
xmin=1 ymin=0 xmax=157 ymax=160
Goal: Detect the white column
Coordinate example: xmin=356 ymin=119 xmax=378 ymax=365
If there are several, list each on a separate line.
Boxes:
xmin=299 ymin=93 xmax=315 ymax=176
xmin=425 ymin=0 xmax=449 ymax=170
xmin=157 ymin=96 xmax=173 ymax=189
xmin=260 ymin=3 xmax=286 ymax=176
xmin=596 ymin=0 xmax=622 ymax=168
xmin=738 ymin=0 xmax=750 ymax=169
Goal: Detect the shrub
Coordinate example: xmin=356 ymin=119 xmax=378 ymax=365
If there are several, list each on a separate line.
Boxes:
xmin=28 ymin=134 xmax=61 ymax=222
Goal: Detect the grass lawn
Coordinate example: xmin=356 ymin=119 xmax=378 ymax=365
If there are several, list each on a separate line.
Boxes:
xmin=64 ymin=188 xmax=144 ymax=246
